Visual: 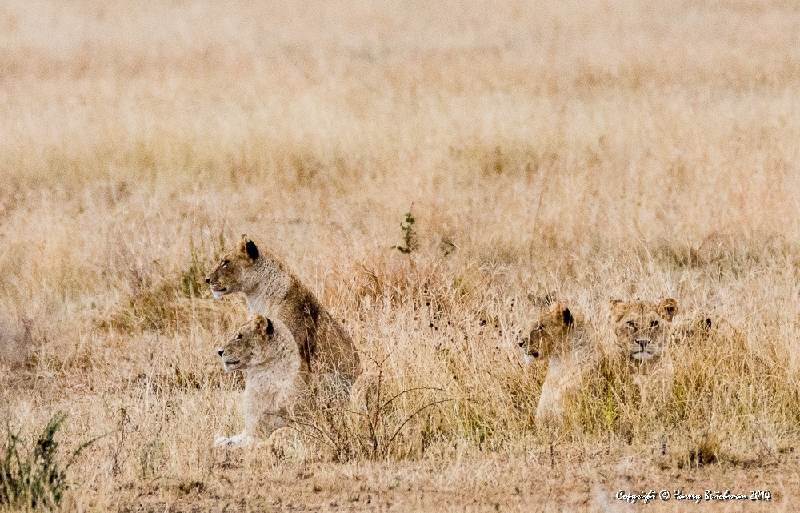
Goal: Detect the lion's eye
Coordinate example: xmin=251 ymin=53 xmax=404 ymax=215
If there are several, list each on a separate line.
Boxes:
xmin=537 ymin=325 xmax=544 ymax=331
xmin=221 ymin=260 xmax=229 ymax=267
xmin=650 ymin=320 xmax=659 ymax=327
xmin=236 ymin=333 xmax=242 ymax=340
xmin=626 ymin=321 xmax=636 ymax=328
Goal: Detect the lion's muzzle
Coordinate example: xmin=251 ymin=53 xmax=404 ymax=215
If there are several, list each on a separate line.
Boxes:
xmin=218 ymin=348 xmax=242 ymax=371
xmin=631 ymin=339 xmax=656 ymax=360
xmin=209 ymin=286 xmax=227 ymax=299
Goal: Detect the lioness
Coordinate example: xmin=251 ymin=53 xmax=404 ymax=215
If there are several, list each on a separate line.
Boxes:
xmin=206 ymin=235 xmax=360 ymax=392
xmin=215 ymin=315 xmax=307 ymax=448
xmin=609 ymin=298 xmax=678 ymax=363
xmin=609 ymin=298 xmax=678 ymax=404
xmin=519 ymin=302 xmax=590 ymax=425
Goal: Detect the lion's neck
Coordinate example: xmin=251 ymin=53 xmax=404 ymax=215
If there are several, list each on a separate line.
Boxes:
xmin=550 ymin=334 xmax=592 ymax=369
xmin=554 ymin=326 xmax=588 ymax=355
xmin=246 ymin=327 xmax=303 ymax=393
xmin=246 ymin=362 xmax=297 ymax=392
xmin=245 ymin=350 xmax=301 ymax=401
xmin=243 ymin=256 xmax=294 ymax=315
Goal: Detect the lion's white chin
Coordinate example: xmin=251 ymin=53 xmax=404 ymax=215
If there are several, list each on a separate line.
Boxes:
xmin=211 ymin=289 xmax=225 ymax=299
xmin=222 ymin=360 xmax=242 ymax=372
xmin=524 ymin=354 xmax=533 ymax=365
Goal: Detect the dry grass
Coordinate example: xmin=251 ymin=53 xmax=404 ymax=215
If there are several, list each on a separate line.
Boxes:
xmin=2 ymin=0 xmax=800 ymax=510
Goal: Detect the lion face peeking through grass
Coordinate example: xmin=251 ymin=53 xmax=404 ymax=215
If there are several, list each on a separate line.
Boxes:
xmin=609 ymin=298 xmax=677 ymax=363
xmin=608 ymin=298 xmax=678 ymax=408
xmin=518 ymin=302 xmax=585 ymax=364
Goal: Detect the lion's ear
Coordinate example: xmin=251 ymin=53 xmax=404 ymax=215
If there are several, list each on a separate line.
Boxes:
xmin=609 ymin=299 xmax=624 ymax=322
xmin=265 ymin=318 xmax=274 ymax=336
xmin=245 ymin=240 xmax=259 ymax=260
xmin=549 ymin=302 xmax=575 ymax=327
xmin=238 ymin=234 xmax=259 ymax=260
xmin=561 ymin=307 xmax=573 ymax=327
xmin=658 ymin=298 xmax=678 ymax=321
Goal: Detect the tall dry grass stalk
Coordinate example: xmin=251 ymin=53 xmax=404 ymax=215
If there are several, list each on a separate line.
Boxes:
xmin=1 ymin=0 xmax=800 ymax=509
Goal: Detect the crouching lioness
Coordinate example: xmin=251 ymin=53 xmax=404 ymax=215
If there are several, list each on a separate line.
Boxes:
xmin=609 ymin=298 xmax=678 ymax=404
xmin=215 ymin=315 xmax=307 ymax=448
xmin=518 ymin=302 xmax=590 ymax=426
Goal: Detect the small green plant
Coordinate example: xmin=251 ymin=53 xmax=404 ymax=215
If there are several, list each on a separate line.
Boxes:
xmin=139 ymin=438 xmax=163 ymax=479
xmin=391 ymin=212 xmax=418 ymax=254
xmin=0 ymin=412 xmax=98 ymax=510
xmin=440 ymin=236 xmax=457 ymax=257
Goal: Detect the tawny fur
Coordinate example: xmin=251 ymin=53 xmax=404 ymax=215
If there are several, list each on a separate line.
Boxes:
xmin=215 ymin=315 xmax=307 ymax=448
xmin=519 ymin=302 xmax=590 ymax=426
xmin=207 ymin=235 xmax=361 ymax=392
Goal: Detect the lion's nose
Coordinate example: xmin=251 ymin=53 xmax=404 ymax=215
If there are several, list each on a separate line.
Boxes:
xmin=206 ymin=277 xmax=211 ymax=284
xmin=518 ymin=340 xmax=524 ymax=347
xmin=636 ymin=339 xmax=649 ymax=350
xmin=217 ymin=349 xmax=224 ymax=356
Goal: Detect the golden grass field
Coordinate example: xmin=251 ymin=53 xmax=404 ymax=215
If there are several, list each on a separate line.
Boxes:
xmin=2 ymin=0 xmax=800 ymax=510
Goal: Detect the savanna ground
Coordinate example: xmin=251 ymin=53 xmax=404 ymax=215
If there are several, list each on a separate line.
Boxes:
xmin=2 ymin=0 xmax=800 ymax=510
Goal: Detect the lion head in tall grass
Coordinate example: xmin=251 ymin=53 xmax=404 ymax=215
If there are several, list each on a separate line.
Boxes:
xmin=609 ymin=298 xmax=678 ymax=363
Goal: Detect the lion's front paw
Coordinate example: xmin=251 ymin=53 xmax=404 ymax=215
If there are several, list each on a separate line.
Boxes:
xmin=214 ymin=436 xmax=232 ymax=447
xmin=214 ymin=432 xmax=253 ymax=448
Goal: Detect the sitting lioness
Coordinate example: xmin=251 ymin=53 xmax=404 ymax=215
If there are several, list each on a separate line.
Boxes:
xmin=215 ymin=315 xmax=307 ymax=448
xmin=206 ymin=235 xmax=361 ymax=393
xmin=609 ymin=298 xmax=678 ymax=404
xmin=519 ymin=302 xmax=589 ymax=426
